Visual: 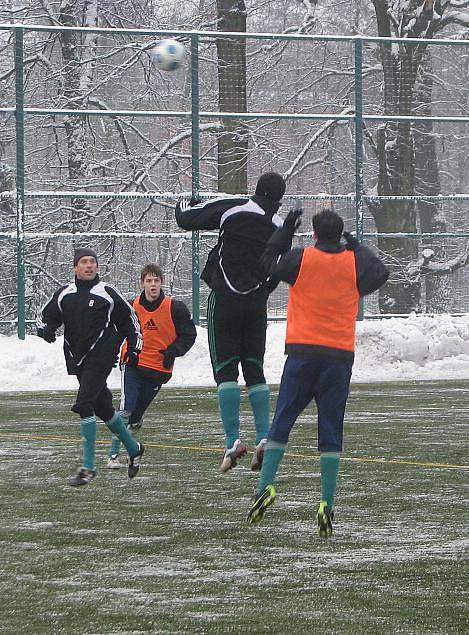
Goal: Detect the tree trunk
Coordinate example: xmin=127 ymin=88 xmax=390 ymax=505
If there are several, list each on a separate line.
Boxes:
xmin=414 ymin=51 xmax=449 ymax=313
xmin=216 ymin=0 xmax=247 ymax=194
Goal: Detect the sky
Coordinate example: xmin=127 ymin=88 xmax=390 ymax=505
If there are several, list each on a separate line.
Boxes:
xmin=1 ymin=313 xmax=469 ymax=392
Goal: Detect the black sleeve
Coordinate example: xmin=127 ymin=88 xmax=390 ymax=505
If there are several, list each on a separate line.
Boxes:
xmin=36 ymin=287 xmax=65 ymax=340
xmin=261 ymin=222 xmax=304 ymax=286
xmin=106 ymin=286 xmax=143 ymax=353
xmin=166 ymin=300 xmax=197 ymax=357
xmin=175 ymin=197 xmax=248 ymax=231
xmin=353 ymin=245 xmax=390 ymax=296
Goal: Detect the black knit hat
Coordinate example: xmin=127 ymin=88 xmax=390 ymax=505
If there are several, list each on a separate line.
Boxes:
xmin=255 ymin=172 xmax=286 ymax=201
xmin=73 ymin=248 xmax=98 ymax=267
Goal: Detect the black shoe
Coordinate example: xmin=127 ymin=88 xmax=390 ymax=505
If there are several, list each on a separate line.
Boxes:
xmin=128 ymin=443 xmax=145 ymax=479
xmin=70 ymin=468 xmax=97 ymax=487
xmin=247 ymin=485 xmax=276 ymax=524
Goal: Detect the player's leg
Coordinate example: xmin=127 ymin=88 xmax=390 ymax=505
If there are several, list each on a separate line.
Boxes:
xmin=248 ymin=356 xmax=316 ymax=523
xmin=314 ymin=359 xmax=353 ymax=537
xmin=107 ymin=366 xmax=141 ymax=466
xmin=69 ymin=366 xmax=108 ymax=485
xmin=207 ymin=289 xmax=245 ymax=471
xmin=240 ymin=294 xmax=269 ymax=469
xmin=129 ymin=379 xmax=162 ymax=428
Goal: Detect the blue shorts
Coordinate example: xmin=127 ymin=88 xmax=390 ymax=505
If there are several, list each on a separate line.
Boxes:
xmin=268 ymin=355 xmax=353 ymax=453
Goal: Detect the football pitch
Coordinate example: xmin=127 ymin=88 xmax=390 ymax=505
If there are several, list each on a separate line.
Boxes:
xmin=0 ymin=382 xmax=468 ymax=635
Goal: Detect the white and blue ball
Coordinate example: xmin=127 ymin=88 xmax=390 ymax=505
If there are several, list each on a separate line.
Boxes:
xmin=150 ymin=39 xmax=186 ymax=72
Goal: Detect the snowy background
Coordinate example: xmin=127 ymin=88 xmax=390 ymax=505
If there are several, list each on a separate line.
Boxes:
xmin=1 ymin=313 xmax=469 ymax=392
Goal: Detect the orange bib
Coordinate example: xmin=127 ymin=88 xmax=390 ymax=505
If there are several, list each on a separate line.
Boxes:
xmin=286 ymin=247 xmax=359 ymax=352
xmin=122 ymin=296 xmax=176 ymax=373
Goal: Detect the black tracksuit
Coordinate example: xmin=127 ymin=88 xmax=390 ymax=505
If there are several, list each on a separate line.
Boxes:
xmin=37 ymin=274 xmax=142 ymax=420
xmin=175 ymin=195 xmax=283 ymax=385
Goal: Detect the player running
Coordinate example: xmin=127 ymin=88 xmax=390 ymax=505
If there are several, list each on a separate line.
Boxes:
xmin=175 ymin=173 xmax=286 ymax=472
xmin=247 ymin=209 xmax=389 ymax=537
xmin=107 ymin=263 xmax=196 ymax=467
xmin=36 ymin=248 xmax=144 ymax=486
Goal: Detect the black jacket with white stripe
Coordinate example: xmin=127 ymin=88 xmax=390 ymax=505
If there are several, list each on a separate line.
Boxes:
xmin=175 ymin=194 xmax=284 ymax=297
xmin=37 ymin=274 xmax=142 ymax=375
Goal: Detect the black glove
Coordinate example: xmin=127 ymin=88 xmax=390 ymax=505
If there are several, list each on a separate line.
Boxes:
xmin=160 ymin=348 xmax=176 ymax=370
xmin=37 ymin=327 xmax=56 ymax=343
xmin=284 ymin=207 xmax=303 ymax=233
xmin=123 ymin=350 xmax=139 ymax=367
xmin=189 ymin=196 xmax=202 ymax=207
xmin=343 ymin=231 xmax=360 ymax=250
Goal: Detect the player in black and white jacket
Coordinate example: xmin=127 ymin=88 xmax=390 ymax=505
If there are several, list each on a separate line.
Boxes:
xmin=175 ymin=172 xmax=286 ymax=474
xmin=36 ymin=247 xmax=144 ymax=486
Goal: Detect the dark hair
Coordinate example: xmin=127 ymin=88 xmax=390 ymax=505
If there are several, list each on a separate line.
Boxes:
xmin=140 ymin=263 xmax=163 ymax=284
xmin=312 ymin=209 xmax=344 ymax=243
xmin=255 ymin=172 xmax=286 ymax=201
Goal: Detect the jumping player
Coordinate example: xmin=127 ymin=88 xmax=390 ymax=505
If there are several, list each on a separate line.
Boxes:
xmin=247 ymin=209 xmax=389 ymax=537
xmin=107 ymin=263 xmax=196 ymax=467
xmin=175 ymin=173 xmax=286 ymax=472
xmin=36 ymin=248 xmax=145 ymax=486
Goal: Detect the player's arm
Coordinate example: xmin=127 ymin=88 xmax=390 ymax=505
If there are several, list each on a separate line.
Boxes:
xmin=160 ymin=300 xmax=197 ymax=369
xmin=261 ymin=208 xmax=304 ymax=286
xmin=106 ymin=286 xmax=143 ymax=357
xmin=343 ymin=232 xmax=390 ymax=296
xmin=36 ymin=287 xmax=64 ymax=343
xmin=175 ymin=196 xmax=247 ymax=231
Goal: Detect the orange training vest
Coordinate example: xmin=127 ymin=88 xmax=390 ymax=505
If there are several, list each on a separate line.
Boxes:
xmin=122 ymin=296 xmax=177 ymax=373
xmin=286 ymin=247 xmax=359 ymax=352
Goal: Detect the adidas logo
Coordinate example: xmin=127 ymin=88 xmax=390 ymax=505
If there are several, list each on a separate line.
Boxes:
xmin=144 ymin=318 xmax=159 ymax=330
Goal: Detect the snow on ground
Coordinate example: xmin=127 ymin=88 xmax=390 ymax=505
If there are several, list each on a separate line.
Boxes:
xmin=1 ymin=313 xmax=469 ymax=392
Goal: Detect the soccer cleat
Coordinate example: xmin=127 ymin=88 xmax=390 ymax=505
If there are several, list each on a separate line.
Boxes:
xmin=106 ymin=454 xmax=122 ymax=469
xmin=247 ymin=485 xmax=276 ymax=524
xmin=70 ymin=468 xmax=97 ymax=487
xmin=316 ymin=500 xmax=334 ymax=538
xmin=251 ymin=438 xmax=267 ymax=471
xmin=219 ymin=439 xmax=247 ymax=473
xmin=128 ymin=442 xmax=145 ymax=479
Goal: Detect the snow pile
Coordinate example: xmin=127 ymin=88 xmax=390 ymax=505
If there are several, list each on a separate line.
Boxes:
xmin=1 ymin=314 xmax=469 ymax=392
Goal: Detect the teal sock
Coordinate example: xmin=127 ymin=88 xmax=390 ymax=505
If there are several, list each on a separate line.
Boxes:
xmin=80 ymin=416 xmax=96 ymax=470
xmin=320 ymin=452 xmax=341 ymax=509
xmin=218 ymin=382 xmax=241 ymax=448
xmin=109 ymin=435 xmax=120 ymax=457
xmin=258 ymin=440 xmax=286 ymax=492
xmin=105 ymin=412 xmax=139 ymax=457
xmin=248 ymin=383 xmax=270 ymax=444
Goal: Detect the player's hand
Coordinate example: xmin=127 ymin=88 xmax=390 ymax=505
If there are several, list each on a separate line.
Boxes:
xmin=159 ymin=348 xmax=176 ymax=370
xmin=343 ymin=231 xmax=360 ymax=250
xmin=189 ymin=196 xmax=202 ymax=207
xmin=284 ymin=207 xmax=303 ymax=233
xmin=37 ymin=327 xmax=56 ymax=343
xmin=123 ymin=350 xmax=139 ymax=367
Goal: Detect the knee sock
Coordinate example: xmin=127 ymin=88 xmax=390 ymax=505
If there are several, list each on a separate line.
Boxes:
xmin=248 ymin=383 xmax=270 ymax=444
xmin=80 ymin=416 xmax=97 ymax=471
xmin=217 ymin=382 xmax=241 ymax=448
xmin=109 ymin=435 xmax=120 ymax=457
xmin=258 ymin=440 xmax=286 ymax=493
xmin=320 ymin=452 xmax=341 ymax=509
xmin=105 ymin=412 xmax=139 ymax=457
xmin=108 ymin=412 xmax=129 ymax=457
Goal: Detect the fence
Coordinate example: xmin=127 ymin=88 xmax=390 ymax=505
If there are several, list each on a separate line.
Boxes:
xmin=1 ymin=24 xmax=469 ymax=337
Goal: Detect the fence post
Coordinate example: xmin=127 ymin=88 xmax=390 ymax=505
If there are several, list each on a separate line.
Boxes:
xmin=190 ymin=33 xmax=200 ymax=325
xmin=354 ymin=36 xmax=364 ymax=320
xmin=15 ymin=27 xmax=26 ymax=339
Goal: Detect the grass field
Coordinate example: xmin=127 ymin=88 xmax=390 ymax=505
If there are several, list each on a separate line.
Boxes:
xmin=0 ymin=381 xmax=468 ymax=635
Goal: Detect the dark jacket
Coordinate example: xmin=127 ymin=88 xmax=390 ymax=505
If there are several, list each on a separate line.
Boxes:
xmin=261 ymin=226 xmax=390 ymax=360
xmin=175 ymin=194 xmax=284 ymax=297
xmin=36 ymin=274 xmax=142 ymax=375
xmin=132 ymin=289 xmax=197 ymax=384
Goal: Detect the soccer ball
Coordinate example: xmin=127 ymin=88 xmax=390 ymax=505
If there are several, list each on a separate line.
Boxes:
xmin=150 ymin=39 xmax=186 ymax=72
